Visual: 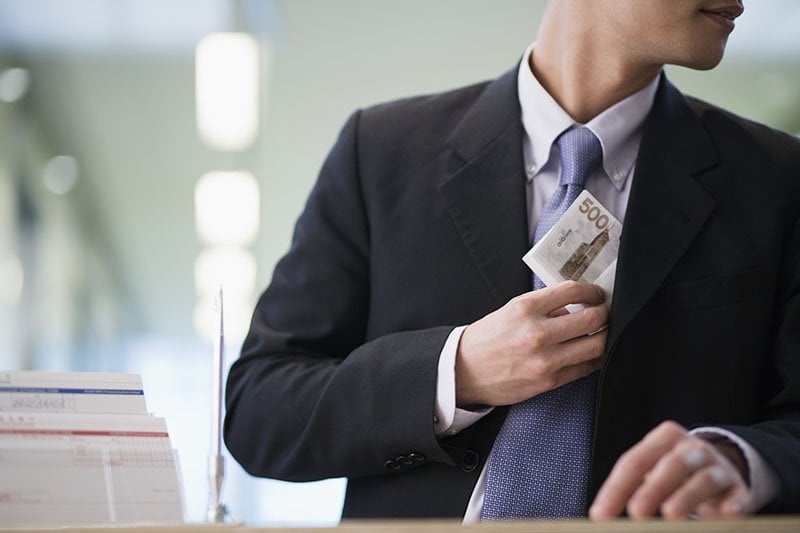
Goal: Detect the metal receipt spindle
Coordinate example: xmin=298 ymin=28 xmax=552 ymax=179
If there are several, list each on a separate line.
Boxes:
xmin=207 ymin=286 xmax=230 ymax=523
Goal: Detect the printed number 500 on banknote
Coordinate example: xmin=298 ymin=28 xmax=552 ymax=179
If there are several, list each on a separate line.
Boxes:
xmin=523 ymin=190 xmax=621 ymax=307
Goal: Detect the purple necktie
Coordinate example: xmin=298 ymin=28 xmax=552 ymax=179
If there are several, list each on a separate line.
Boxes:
xmin=481 ymin=127 xmax=603 ymax=520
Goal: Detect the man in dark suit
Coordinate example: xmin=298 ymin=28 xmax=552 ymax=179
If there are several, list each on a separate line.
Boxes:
xmin=224 ymin=0 xmax=800 ymax=520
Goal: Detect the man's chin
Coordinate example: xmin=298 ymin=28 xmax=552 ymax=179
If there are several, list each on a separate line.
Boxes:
xmin=675 ymin=47 xmax=728 ymax=71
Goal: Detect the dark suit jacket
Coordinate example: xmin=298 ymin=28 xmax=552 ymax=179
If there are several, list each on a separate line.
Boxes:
xmin=224 ymin=68 xmax=800 ymax=518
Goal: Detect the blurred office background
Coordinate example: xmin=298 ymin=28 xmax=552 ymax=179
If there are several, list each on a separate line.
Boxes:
xmin=0 ymin=0 xmax=797 ymax=526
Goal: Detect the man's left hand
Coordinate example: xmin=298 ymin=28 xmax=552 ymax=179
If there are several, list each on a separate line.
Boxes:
xmin=589 ymin=420 xmax=753 ymax=520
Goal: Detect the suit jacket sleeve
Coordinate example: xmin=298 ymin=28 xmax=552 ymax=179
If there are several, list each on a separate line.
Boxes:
xmin=223 ymin=110 xmax=460 ymax=482
xmin=722 ymin=205 xmax=800 ymax=512
xmin=706 ymin=123 xmax=800 ymax=512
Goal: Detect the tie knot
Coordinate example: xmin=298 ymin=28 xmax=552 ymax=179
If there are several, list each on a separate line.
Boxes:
xmin=556 ymin=127 xmax=602 ymax=187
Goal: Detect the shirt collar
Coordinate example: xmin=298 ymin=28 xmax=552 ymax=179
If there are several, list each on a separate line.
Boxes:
xmin=517 ymin=42 xmax=660 ymax=190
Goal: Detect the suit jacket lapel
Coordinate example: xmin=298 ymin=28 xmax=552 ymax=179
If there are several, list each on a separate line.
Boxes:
xmin=607 ymin=76 xmax=719 ymax=352
xmin=438 ymin=68 xmax=532 ymax=306
xmin=436 ymin=72 xmax=719 ymax=369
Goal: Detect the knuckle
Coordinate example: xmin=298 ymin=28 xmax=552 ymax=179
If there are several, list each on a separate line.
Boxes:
xmin=675 ymin=436 xmax=705 ymax=454
xmin=508 ymin=295 xmax=533 ymax=318
xmin=540 ymin=374 xmax=559 ymax=391
xmin=586 ymin=305 xmax=608 ymax=329
xmin=525 ymin=329 xmax=548 ymax=351
xmin=655 ymin=420 xmax=686 ymax=439
xmin=583 ymin=307 xmax=605 ymax=330
xmin=678 ymin=448 xmax=710 ymax=473
xmin=617 ymin=448 xmax=644 ymax=471
xmin=704 ymin=465 xmax=733 ymax=489
xmin=656 ymin=451 xmax=682 ymax=472
xmin=559 ymin=280 xmax=582 ymax=300
xmin=580 ymin=362 xmax=597 ymax=379
xmin=530 ymin=356 xmax=556 ymax=377
xmin=561 ymin=280 xmax=580 ymax=291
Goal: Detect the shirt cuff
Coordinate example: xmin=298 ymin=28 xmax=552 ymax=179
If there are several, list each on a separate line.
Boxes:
xmin=434 ymin=326 xmax=492 ymax=437
xmin=691 ymin=426 xmax=780 ymax=512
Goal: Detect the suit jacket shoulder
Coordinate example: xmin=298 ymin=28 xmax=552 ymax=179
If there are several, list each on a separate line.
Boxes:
xmin=686 ymin=94 xmax=800 ymax=182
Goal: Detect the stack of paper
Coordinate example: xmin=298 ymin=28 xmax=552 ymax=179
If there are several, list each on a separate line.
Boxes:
xmin=0 ymin=371 xmax=184 ymax=525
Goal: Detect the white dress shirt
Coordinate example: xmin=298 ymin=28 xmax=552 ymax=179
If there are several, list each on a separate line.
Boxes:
xmin=433 ymin=43 xmax=779 ymax=522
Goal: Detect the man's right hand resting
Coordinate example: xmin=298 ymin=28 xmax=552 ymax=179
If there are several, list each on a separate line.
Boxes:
xmin=455 ymin=281 xmax=609 ymax=408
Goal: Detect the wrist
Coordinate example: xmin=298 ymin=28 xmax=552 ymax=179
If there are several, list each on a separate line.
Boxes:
xmin=705 ymin=436 xmax=750 ymax=485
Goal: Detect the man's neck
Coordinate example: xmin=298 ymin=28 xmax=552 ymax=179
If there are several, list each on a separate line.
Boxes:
xmin=532 ymin=6 xmax=662 ymax=123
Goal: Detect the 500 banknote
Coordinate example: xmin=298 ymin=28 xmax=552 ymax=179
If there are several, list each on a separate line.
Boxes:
xmin=523 ymin=190 xmax=621 ymax=311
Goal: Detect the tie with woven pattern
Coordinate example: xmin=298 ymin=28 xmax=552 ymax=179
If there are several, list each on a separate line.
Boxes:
xmin=480 ymin=127 xmax=603 ymax=520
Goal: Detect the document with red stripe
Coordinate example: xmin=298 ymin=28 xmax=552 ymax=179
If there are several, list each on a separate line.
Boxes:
xmin=0 ymin=373 xmax=184 ymax=526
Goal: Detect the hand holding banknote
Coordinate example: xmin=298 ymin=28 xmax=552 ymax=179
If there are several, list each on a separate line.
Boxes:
xmin=456 ymin=281 xmax=608 ymax=407
xmin=455 ymin=191 xmax=619 ymax=408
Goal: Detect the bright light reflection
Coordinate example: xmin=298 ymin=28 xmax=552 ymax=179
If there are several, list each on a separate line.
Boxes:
xmin=42 ymin=155 xmax=80 ymax=195
xmin=196 ymin=32 xmax=260 ymax=151
xmin=195 ymin=171 xmax=260 ymax=246
xmin=0 ymin=68 xmax=30 ymax=103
